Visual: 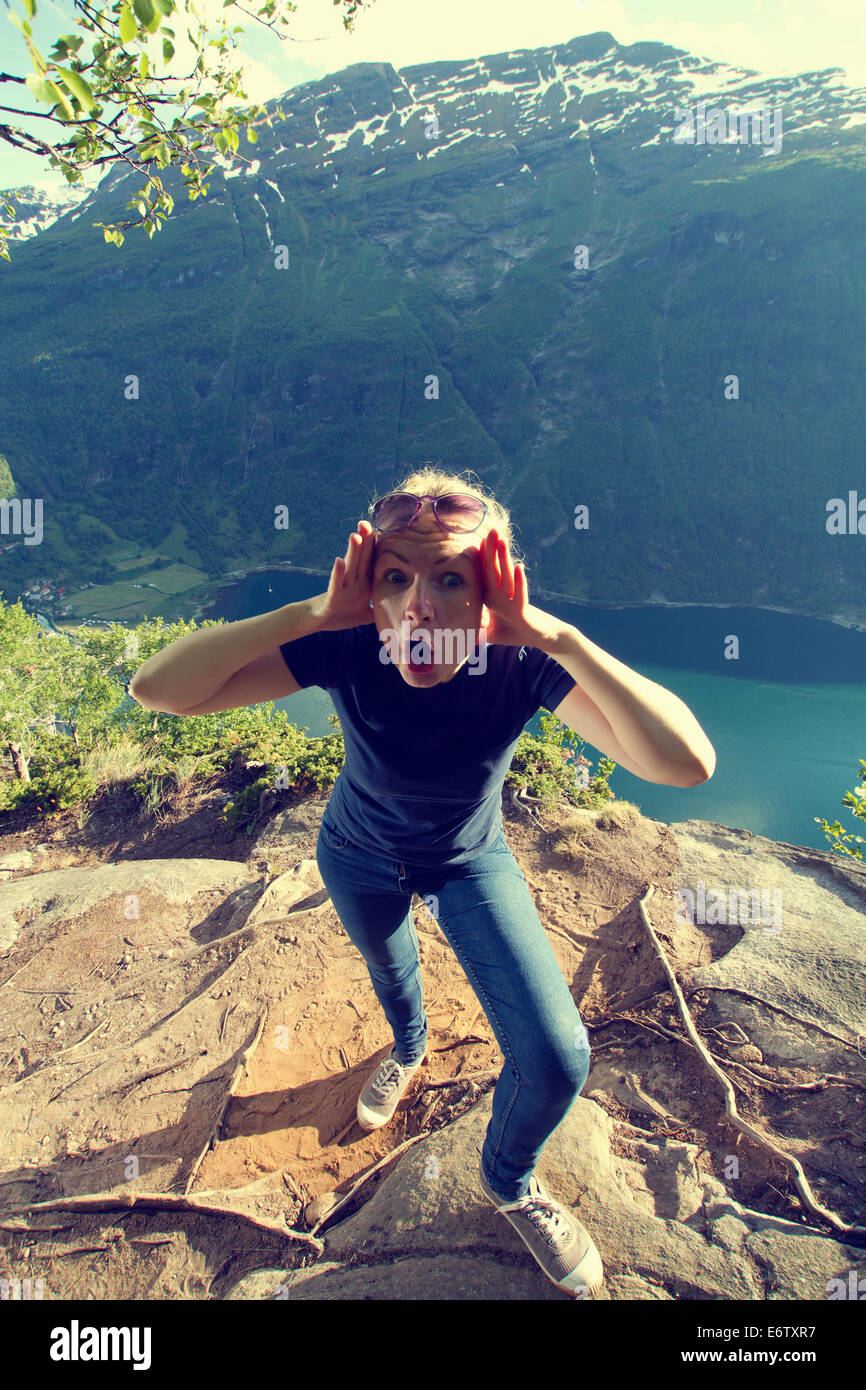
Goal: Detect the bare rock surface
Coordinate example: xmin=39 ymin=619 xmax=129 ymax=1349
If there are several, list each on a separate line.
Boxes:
xmin=1 ymin=797 xmax=863 ymax=1300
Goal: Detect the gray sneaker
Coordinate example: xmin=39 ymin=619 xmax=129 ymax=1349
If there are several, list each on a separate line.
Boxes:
xmin=478 ymin=1156 xmax=604 ymax=1298
xmin=356 ymin=1045 xmax=427 ymax=1131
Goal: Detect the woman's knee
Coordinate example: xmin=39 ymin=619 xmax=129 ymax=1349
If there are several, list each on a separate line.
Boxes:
xmin=528 ymin=1020 xmax=591 ymax=1096
xmin=367 ymin=949 xmax=421 ymax=983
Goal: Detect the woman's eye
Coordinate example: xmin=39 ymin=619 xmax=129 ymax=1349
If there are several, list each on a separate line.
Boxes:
xmin=382 ymin=570 xmax=463 ymax=586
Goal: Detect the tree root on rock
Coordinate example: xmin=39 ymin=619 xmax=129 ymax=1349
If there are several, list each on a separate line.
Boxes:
xmin=637 ymin=881 xmax=866 ymax=1240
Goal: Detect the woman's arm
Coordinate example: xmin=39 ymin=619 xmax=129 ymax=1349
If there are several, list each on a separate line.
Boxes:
xmin=128 ymin=597 xmax=322 ymax=714
xmin=129 ymin=520 xmax=378 ymax=715
xmin=540 ymin=624 xmax=716 ymax=786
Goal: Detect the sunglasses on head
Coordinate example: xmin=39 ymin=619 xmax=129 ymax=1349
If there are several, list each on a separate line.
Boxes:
xmin=367 ymin=492 xmax=488 ymax=534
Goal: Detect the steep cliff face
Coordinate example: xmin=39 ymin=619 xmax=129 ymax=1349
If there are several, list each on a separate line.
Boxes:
xmin=1 ymin=31 xmax=865 ymax=617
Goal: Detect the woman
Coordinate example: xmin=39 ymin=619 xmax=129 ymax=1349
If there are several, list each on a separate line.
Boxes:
xmin=129 ymin=465 xmax=716 ymax=1300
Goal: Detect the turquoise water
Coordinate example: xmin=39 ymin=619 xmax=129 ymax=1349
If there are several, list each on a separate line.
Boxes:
xmin=202 ymin=571 xmax=866 ymax=856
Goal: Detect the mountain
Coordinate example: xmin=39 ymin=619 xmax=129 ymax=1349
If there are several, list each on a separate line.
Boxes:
xmin=1 ymin=30 xmax=865 ymax=625
xmin=0 ymin=184 xmax=89 ymax=244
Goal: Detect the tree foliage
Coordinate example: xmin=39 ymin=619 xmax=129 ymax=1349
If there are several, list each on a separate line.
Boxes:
xmin=1 ymin=0 xmax=372 ymax=260
xmin=0 ymin=595 xmax=351 ymax=826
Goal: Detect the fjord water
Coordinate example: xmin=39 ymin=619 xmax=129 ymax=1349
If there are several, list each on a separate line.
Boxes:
xmin=203 ymin=571 xmax=866 ymax=856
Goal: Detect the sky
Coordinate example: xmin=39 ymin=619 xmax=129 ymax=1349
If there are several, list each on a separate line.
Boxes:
xmin=2 ymin=0 xmax=864 ymax=197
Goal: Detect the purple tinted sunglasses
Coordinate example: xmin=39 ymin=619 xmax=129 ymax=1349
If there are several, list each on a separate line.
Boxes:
xmin=368 ymin=492 xmax=488 ymax=534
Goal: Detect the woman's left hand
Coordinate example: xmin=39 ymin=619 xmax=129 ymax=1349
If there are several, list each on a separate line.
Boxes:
xmin=478 ymin=528 xmax=566 ymax=652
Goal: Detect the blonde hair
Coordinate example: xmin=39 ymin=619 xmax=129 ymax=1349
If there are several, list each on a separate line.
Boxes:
xmin=368 ymin=463 xmax=525 ymax=567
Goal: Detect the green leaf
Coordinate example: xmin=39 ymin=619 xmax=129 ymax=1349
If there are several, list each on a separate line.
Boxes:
xmin=55 ymin=66 xmax=95 ymax=112
xmin=25 ymin=73 xmax=73 ymax=119
xmin=26 ymin=39 xmax=47 ymax=74
xmin=139 ymin=51 xmax=149 ymax=79
xmin=151 ymin=0 xmax=174 ymax=14
xmin=246 ymin=126 xmax=258 ymax=144
xmin=118 ymin=3 xmax=137 ymax=43
xmin=132 ymin=0 xmax=154 ymax=27
xmin=51 ymin=82 xmax=74 ymax=120
xmin=25 ymin=73 xmax=58 ymax=104
xmin=162 ymin=38 xmax=174 ymax=62
xmin=22 ymin=0 xmax=36 ymax=16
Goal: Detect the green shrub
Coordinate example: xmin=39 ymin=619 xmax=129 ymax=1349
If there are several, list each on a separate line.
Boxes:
xmin=815 ymin=759 xmax=866 ymax=861
xmin=505 ymin=712 xmax=616 ymax=811
xmin=218 ymin=775 xmax=274 ymax=835
xmin=219 ymin=721 xmax=347 ymax=835
xmin=0 ymin=762 xmax=97 ymax=816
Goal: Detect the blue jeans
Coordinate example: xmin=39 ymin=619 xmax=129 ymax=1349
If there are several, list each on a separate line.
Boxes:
xmin=316 ymin=810 xmax=592 ymax=1202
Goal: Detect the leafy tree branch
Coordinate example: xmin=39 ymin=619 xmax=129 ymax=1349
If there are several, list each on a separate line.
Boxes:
xmin=0 ymin=0 xmax=373 ymax=261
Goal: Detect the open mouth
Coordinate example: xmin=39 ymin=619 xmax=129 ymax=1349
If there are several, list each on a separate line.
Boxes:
xmin=406 ymin=632 xmax=435 ymax=672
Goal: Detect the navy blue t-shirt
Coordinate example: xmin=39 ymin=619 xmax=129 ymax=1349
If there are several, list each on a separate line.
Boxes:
xmin=279 ymin=624 xmax=576 ymax=867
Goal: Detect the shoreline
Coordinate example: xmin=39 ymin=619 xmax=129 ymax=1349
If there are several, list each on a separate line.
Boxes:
xmin=190 ymin=562 xmax=866 ymax=634
xmin=533 ymin=589 xmax=866 ymax=634
xmin=192 ymin=560 xmax=329 ymax=621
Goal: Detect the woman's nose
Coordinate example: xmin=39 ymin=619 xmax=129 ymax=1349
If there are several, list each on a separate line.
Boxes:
xmin=402 ymin=583 xmax=435 ymax=622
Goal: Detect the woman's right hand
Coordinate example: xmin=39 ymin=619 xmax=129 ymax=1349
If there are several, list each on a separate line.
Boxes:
xmin=310 ymin=520 xmax=377 ymax=631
